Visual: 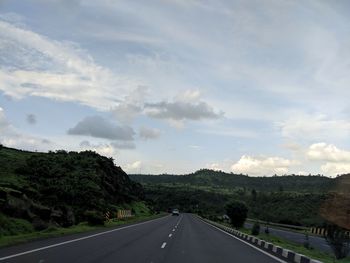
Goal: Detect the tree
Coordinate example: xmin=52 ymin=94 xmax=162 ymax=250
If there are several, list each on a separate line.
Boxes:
xmin=225 ymin=201 xmax=248 ymax=228
xmin=324 ymin=224 xmax=350 ymax=259
xmin=251 ymin=222 xmax=260 ymax=235
xmin=251 ymin=189 xmax=257 ymax=201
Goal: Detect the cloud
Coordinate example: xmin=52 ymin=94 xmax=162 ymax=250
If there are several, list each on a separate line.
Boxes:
xmin=67 ymin=116 xmax=135 ymax=141
xmin=305 ymin=143 xmax=350 ymax=176
xmin=0 ymin=19 xmax=140 ymax=110
xmin=144 ymin=100 xmax=222 ymax=121
xmin=26 ymin=114 xmax=37 ymax=125
xmin=231 ymin=155 xmax=299 ymax=176
xmin=175 ymin=90 xmax=201 ymax=102
xmin=110 ymin=141 xmax=136 ymax=149
xmin=79 ymin=140 xmax=135 ymax=154
xmin=206 ymin=162 xmax=222 ymax=171
xmin=277 ymin=113 xmax=350 ymax=141
xmin=139 ymin=126 xmax=161 ymax=140
xmin=79 ymin=141 xmax=115 ymax=157
xmin=0 ymin=107 xmax=53 ymax=151
xmin=124 ymin=160 xmax=142 ymax=173
xmin=307 ymin=143 xmax=350 ymax=162
xmin=321 ymin=163 xmax=350 ymax=176
xmin=111 ymin=86 xmax=148 ymax=123
xmin=0 ymin=107 xmax=10 ymax=131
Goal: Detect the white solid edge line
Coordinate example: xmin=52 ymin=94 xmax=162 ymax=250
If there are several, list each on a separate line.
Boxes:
xmin=0 ymin=215 xmax=170 ymax=261
xmin=199 ymin=219 xmax=287 ymax=263
xmin=161 ymin=242 xmax=167 ymax=248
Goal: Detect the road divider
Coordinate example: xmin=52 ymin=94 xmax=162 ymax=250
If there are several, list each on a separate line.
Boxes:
xmin=198 ymin=217 xmax=323 ymax=263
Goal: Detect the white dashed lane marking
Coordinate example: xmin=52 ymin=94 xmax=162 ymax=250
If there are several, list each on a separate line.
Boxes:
xmin=161 ymin=242 xmax=167 ymax=249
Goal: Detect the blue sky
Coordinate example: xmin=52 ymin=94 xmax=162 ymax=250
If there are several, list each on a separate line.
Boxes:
xmin=1 ymin=0 xmax=350 ymax=176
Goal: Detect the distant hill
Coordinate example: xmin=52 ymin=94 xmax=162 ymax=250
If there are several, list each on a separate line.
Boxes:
xmin=130 ymin=169 xmax=334 ymax=193
xmin=0 ymin=145 xmax=144 ymax=234
xmin=130 ymin=170 xmax=347 ymax=227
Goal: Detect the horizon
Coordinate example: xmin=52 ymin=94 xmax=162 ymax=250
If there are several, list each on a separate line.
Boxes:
xmin=1 ymin=1 xmax=350 ymax=176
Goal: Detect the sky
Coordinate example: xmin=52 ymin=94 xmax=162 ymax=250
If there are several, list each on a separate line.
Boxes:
xmin=1 ymin=0 xmax=350 ymax=176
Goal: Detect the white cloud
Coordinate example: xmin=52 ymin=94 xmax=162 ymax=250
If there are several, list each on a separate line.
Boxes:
xmin=305 ymin=143 xmax=350 ymax=176
xmin=307 ymin=143 xmax=350 ymax=162
xmin=0 ymin=107 xmax=53 ymax=151
xmin=79 ymin=141 xmax=115 ymax=157
xmin=0 ymin=20 xmax=140 ymax=110
xmin=124 ymin=160 xmax=142 ymax=173
xmin=321 ymin=163 xmax=350 ymax=176
xmin=144 ymin=100 xmax=222 ymax=121
xmin=111 ymin=86 xmax=149 ymax=124
xmin=206 ymin=162 xmax=222 ymax=171
xmin=231 ymin=155 xmax=299 ymax=176
xmin=277 ymin=113 xmax=350 ymax=141
xmin=175 ymin=89 xmax=201 ymax=102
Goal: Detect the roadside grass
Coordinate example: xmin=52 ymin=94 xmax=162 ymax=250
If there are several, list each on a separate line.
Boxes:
xmin=235 ymin=225 xmax=350 ymax=263
xmin=0 ymin=212 xmax=167 ymax=248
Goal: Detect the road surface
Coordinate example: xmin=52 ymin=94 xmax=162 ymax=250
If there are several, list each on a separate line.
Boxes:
xmin=0 ymin=214 xmax=285 ymax=263
xmin=245 ymin=222 xmax=331 ymax=253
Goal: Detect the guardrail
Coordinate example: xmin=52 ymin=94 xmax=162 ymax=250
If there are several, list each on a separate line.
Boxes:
xmin=117 ymin=210 xmax=133 ymax=219
xmin=199 ymin=217 xmax=323 ymax=263
xmin=247 ymin=218 xmax=309 ymax=231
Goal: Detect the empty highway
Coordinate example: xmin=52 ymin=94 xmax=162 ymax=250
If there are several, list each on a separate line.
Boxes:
xmin=0 ymin=214 xmax=285 ymax=263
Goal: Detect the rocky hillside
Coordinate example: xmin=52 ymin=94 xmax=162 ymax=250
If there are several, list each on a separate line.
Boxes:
xmin=0 ymin=145 xmax=144 ymax=234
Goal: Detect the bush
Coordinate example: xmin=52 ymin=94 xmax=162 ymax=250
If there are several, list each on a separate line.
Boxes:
xmin=264 ymin=226 xmax=270 ymax=234
xmin=84 ymin=211 xmax=105 ymax=226
xmin=324 ymin=224 xmax=350 ymax=259
xmin=0 ymin=213 xmax=34 ymax=236
xmin=225 ymin=201 xmax=248 ymax=228
xmin=251 ymin=222 xmax=260 ymax=236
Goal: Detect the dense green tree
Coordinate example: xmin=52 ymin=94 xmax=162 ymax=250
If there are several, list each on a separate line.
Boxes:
xmin=225 ymin=201 xmax=248 ymax=228
xmin=324 ymin=224 xmax=350 ymax=259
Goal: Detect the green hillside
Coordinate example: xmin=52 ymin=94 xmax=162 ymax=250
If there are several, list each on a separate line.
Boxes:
xmin=0 ymin=145 xmax=144 ymax=236
xmin=130 ymin=169 xmax=333 ymax=193
xmin=130 ymin=169 xmax=340 ymax=227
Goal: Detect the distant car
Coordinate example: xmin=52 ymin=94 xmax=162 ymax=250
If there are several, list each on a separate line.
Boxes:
xmin=172 ymin=209 xmax=179 ymax=216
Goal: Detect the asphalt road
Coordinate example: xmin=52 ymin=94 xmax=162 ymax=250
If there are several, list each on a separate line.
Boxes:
xmin=0 ymin=214 xmax=285 ymax=263
xmin=245 ymin=222 xmax=331 ymax=253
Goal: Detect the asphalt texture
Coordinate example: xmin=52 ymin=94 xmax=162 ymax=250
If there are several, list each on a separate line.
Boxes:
xmin=245 ymin=222 xmax=331 ymax=253
xmin=0 ymin=214 xmax=284 ymax=263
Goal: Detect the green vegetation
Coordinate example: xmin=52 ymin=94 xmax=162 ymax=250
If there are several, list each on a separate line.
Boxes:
xmin=251 ymin=222 xmax=260 ymax=236
xmin=131 ymin=169 xmax=333 ymax=193
xmin=225 ymin=201 xmax=248 ymax=228
xmin=324 ymin=224 xmax=350 ymax=259
xmin=0 ymin=146 xmax=148 ymax=241
xmin=237 ymin=227 xmax=350 ymax=263
xmin=140 ymin=183 xmax=326 ymax=227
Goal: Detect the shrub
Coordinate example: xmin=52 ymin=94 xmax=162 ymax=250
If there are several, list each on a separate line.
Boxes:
xmin=324 ymin=224 xmax=350 ymax=259
xmin=0 ymin=213 xmax=34 ymax=236
xmin=264 ymin=226 xmax=270 ymax=234
xmin=251 ymin=222 xmax=260 ymax=236
xmin=225 ymin=201 xmax=248 ymax=229
xmin=84 ymin=211 xmax=105 ymax=226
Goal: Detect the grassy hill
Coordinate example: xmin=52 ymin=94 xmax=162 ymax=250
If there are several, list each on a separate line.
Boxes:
xmin=0 ymin=145 xmax=145 ymax=237
xmin=130 ymin=169 xmax=333 ymax=193
xmin=130 ymin=169 xmax=344 ymax=227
